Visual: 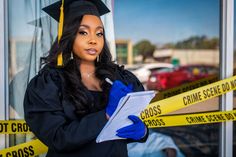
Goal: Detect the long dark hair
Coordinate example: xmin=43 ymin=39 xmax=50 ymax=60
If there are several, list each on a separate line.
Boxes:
xmin=46 ymin=14 xmax=116 ymax=117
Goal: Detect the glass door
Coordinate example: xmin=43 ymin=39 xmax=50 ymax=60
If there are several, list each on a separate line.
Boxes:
xmin=113 ymin=0 xmax=233 ymax=156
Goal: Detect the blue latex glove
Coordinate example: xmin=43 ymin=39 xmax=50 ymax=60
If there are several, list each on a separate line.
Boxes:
xmin=116 ymin=115 xmax=146 ymax=140
xmin=106 ymin=80 xmax=133 ymax=117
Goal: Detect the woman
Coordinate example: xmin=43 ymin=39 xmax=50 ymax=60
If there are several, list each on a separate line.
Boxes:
xmin=24 ymin=0 xmax=147 ymax=156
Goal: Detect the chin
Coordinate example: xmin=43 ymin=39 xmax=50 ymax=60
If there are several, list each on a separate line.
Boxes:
xmin=81 ymin=57 xmax=97 ymax=62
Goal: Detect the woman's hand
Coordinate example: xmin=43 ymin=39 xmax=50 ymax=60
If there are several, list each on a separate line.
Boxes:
xmin=106 ymin=80 xmax=133 ymax=117
xmin=116 ymin=115 xmax=147 ymax=140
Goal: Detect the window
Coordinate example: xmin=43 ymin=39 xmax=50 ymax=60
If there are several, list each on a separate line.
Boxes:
xmin=114 ymin=0 xmax=221 ymax=156
xmin=8 ymin=0 xmax=57 ymax=156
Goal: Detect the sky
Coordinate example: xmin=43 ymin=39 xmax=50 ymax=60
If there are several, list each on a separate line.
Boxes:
xmin=9 ymin=0 xmax=234 ymax=47
xmin=113 ymin=0 xmax=220 ymax=45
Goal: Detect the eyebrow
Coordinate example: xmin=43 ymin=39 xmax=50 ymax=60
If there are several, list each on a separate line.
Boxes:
xmin=79 ymin=24 xmax=104 ymax=30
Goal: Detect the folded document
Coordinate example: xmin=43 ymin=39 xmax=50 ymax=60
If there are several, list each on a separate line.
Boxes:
xmin=96 ymin=90 xmax=156 ymax=143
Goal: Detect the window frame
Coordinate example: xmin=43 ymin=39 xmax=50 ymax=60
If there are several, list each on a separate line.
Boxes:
xmin=0 ymin=0 xmax=9 ymax=149
xmin=219 ymin=0 xmax=234 ymax=157
xmin=0 ymin=0 xmax=234 ymax=156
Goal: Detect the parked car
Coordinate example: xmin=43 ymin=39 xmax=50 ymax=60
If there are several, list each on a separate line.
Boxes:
xmin=125 ymin=63 xmax=174 ymax=83
xmin=146 ymin=64 xmax=218 ymax=91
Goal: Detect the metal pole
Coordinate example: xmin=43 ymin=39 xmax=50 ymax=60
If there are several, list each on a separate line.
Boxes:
xmin=0 ymin=0 xmax=9 ymax=149
xmin=219 ymin=0 xmax=234 ymax=157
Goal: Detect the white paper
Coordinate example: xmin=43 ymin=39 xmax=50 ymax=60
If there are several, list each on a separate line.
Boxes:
xmin=96 ymin=90 xmax=156 ymax=143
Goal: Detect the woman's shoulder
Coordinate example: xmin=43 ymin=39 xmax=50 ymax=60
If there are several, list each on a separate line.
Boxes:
xmin=24 ymin=64 xmax=64 ymax=112
xmin=27 ymin=64 xmax=63 ymax=92
xmin=115 ymin=64 xmax=144 ymax=91
xmin=39 ymin=64 xmax=63 ymax=80
xmin=115 ymin=64 xmax=135 ymax=78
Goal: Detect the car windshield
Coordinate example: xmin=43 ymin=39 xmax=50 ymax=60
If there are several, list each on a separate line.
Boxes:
xmin=154 ymin=67 xmax=173 ymax=73
xmin=125 ymin=65 xmax=143 ymax=71
xmin=150 ymin=67 xmax=167 ymax=72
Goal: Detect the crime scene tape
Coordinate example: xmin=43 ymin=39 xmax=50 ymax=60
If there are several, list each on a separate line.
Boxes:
xmin=1 ymin=75 xmax=236 ymax=155
xmin=2 ymin=110 xmax=236 ymax=134
xmin=1 ymin=111 xmax=236 ymax=156
xmin=0 ymin=75 xmax=223 ymax=135
xmin=144 ymin=110 xmax=236 ymax=128
xmin=0 ymin=139 xmax=47 ymax=157
xmin=141 ymin=75 xmax=236 ymax=120
xmin=1 ymin=111 xmax=236 ymax=157
xmin=0 ymin=120 xmax=31 ymax=134
xmin=151 ymin=75 xmax=218 ymax=102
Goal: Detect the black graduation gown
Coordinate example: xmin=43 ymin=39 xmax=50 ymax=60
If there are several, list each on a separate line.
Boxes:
xmin=23 ymin=65 xmax=145 ymax=157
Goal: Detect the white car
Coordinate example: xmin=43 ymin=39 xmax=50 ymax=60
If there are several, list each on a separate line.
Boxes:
xmin=125 ymin=63 xmax=174 ymax=83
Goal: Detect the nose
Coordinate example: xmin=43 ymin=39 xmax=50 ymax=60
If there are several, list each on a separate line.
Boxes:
xmin=88 ymin=35 xmax=97 ymax=45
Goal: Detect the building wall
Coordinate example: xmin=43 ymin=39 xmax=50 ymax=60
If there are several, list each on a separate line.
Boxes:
xmin=116 ymin=40 xmax=133 ymax=64
xmin=154 ymin=49 xmax=219 ymax=65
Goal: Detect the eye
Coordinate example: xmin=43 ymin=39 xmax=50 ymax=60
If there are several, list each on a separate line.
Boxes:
xmin=97 ymin=32 xmax=104 ymax=37
xmin=78 ymin=31 xmax=88 ymax=35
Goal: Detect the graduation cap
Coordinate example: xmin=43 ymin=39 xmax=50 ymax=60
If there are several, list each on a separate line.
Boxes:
xmin=42 ymin=0 xmax=110 ymax=66
xmin=43 ymin=0 xmax=110 ymax=22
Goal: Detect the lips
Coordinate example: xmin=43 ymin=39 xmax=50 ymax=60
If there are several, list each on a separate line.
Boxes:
xmin=85 ymin=48 xmax=97 ymax=55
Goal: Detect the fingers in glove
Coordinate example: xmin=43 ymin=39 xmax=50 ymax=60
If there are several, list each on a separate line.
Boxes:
xmin=116 ymin=115 xmax=141 ymax=132
xmin=128 ymin=115 xmax=141 ymax=124
xmin=113 ymin=80 xmax=126 ymax=89
xmin=127 ymin=83 xmax=134 ymax=91
xmin=116 ymin=131 xmax=135 ymax=138
xmin=111 ymin=81 xmax=132 ymax=95
xmin=116 ymin=124 xmax=136 ymax=133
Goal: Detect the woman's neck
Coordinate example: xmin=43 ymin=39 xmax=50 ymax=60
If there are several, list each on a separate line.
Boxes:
xmin=80 ymin=61 xmax=95 ymax=74
xmin=79 ymin=60 xmax=102 ymax=91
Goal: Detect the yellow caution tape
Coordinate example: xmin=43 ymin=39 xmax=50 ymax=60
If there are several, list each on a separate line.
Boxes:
xmin=2 ymin=109 xmax=235 ymax=134
xmin=1 ymin=110 xmax=236 ymax=156
xmin=144 ymin=110 xmax=236 ymax=128
xmin=141 ymin=75 xmax=236 ymax=120
xmin=0 ymin=139 xmax=48 ymax=157
xmin=0 ymin=120 xmax=31 ymax=134
xmin=0 ymin=75 xmax=219 ymax=135
xmin=151 ymin=75 xmax=218 ymax=102
xmin=0 ymin=75 xmax=236 ymax=155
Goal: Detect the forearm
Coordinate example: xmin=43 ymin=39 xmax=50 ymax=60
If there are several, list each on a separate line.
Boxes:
xmin=25 ymin=109 xmax=107 ymax=152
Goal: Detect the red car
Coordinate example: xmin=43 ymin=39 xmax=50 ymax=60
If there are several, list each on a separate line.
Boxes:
xmin=146 ymin=64 xmax=218 ymax=91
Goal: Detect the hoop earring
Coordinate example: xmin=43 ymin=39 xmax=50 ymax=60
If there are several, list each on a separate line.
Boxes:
xmin=70 ymin=51 xmax=74 ymax=60
xmin=96 ymin=55 xmax=100 ymax=62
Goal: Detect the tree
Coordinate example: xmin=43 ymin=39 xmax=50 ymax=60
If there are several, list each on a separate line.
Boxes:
xmin=174 ymin=36 xmax=219 ymax=49
xmin=163 ymin=43 xmax=175 ymax=49
xmin=134 ymin=40 xmax=156 ymax=62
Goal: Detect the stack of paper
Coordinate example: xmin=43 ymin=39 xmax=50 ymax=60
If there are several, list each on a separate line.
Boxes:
xmin=96 ymin=90 xmax=156 ymax=143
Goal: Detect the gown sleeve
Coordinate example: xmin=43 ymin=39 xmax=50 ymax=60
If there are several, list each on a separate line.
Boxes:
xmin=23 ymin=67 xmax=108 ymax=152
xmin=115 ymin=65 xmax=145 ymax=92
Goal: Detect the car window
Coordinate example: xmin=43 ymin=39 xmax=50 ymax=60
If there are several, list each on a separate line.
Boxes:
xmin=205 ymin=66 xmax=218 ymax=74
xmin=150 ymin=67 xmax=166 ymax=72
xmin=126 ymin=65 xmax=143 ymax=71
xmin=155 ymin=67 xmax=174 ymax=73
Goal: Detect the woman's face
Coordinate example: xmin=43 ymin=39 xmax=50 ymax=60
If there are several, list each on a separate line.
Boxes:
xmin=73 ymin=15 xmax=104 ymax=63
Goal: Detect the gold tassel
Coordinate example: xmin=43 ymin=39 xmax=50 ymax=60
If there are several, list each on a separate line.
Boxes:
xmin=57 ymin=0 xmax=64 ymax=66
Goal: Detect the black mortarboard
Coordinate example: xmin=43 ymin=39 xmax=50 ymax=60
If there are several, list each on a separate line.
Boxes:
xmin=42 ymin=0 xmax=110 ymax=22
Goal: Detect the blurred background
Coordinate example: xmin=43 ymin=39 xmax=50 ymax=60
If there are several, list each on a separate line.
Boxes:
xmin=114 ymin=0 xmax=219 ymax=88
xmin=114 ymin=1 xmax=222 ymax=157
